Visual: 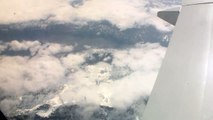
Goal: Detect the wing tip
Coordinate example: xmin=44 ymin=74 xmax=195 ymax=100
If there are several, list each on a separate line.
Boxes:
xmin=157 ymin=7 xmax=181 ymax=26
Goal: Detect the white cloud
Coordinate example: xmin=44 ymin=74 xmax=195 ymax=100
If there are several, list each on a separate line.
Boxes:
xmin=113 ymin=43 xmax=166 ymax=71
xmin=59 ymin=62 xmax=113 ymax=106
xmin=55 ymin=43 xmax=166 ymax=109
xmin=8 ymin=40 xmax=41 ymax=51
xmin=0 ymin=99 xmax=20 ymax=115
xmin=0 ymin=40 xmax=75 ymax=95
xmin=0 ymin=40 xmax=166 ymax=115
xmin=109 ymin=43 xmax=166 ymax=108
xmin=0 ymin=44 xmax=7 ymax=53
xmin=61 ymin=53 xmax=85 ymax=70
xmin=0 ymin=0 xmax=70 ymax=23
xmin=4 ymin=40 xmax=73 ymax=56
xmin=0 ymin=56 xmax=65 ymax=96
xmin=73 ymin=0 xmax=148 ymax=29
xmin=0 ymin=0 xmax=175 ymax=31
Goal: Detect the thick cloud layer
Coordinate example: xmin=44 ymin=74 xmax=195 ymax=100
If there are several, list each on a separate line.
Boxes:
xmin=0 ymin=0 xmax=179 ymax=30
xmin=0 ymin=40 xmax=166 ymax=117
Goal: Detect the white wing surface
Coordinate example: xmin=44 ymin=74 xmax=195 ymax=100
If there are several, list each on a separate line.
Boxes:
xmin=183 ymin=0 xmax=213 ymax=5
xmin=142 ymin=1 xmax=213 ymax=120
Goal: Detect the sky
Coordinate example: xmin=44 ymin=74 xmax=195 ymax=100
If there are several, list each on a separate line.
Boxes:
xmin=0 ymin=0 xmax=181 ymax=119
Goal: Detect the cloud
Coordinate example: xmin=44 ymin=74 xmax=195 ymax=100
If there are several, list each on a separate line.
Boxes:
xmin=61 ymin=53 xmax=86 ymax=70
xmin=7 ymin=40 xmax=41 ymax=51
xmin=0 ymin=0 xmax=69 ymax=24
xmin=0 ymin=44 xmax=7 ymax=53
xmin=0 ymin=0 xmax=177 ymax=31
xmin=109 ymin=43 xmax=166 ymax=108
xmin=0 ymin=41 xmax=74 ymax=95
xmin=0 ymin=40 xmax=166 ymax=116
xmin=3 ymin=40 xmax=73 ymax=56
xmin=0 ymin=99 xmax=20 ymax=114
xmin=0 ymin=55 xmax=66 ymax=95
xmin=56 ymin=43 xmax=166 ymax=109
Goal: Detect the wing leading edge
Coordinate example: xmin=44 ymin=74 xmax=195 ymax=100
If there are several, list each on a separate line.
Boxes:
xmin=142 ymin=1 xmax=213 ymax=120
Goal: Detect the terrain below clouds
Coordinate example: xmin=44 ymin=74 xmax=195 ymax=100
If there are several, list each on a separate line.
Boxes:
xmin=0 ymin=21 xmax=172 ymax=50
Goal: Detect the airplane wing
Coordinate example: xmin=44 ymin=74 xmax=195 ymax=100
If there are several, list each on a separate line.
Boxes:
xmin=157 ymin=7 xmax=181 ymax=25
xmin=142 ymin=0 xmax=213 ymax=120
